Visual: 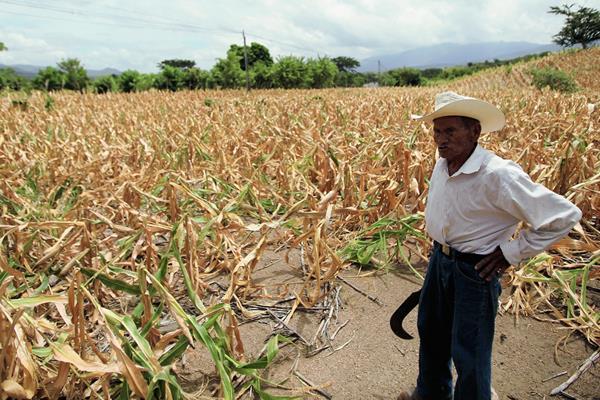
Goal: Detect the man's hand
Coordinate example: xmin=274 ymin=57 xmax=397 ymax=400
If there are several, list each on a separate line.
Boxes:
xmin=474 ymin=247 xmax=510 ymax=282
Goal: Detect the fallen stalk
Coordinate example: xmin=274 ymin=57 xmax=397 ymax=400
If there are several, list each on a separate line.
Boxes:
xmin=336 ymin=275 xmax=383 ymax=306
xmin=267 ymin=310 xmax=311 ymax=346
xmin=550 ymin=349 xmax=599 ymax=395
xmin=293 ymin=370 xmax=333 ymax=400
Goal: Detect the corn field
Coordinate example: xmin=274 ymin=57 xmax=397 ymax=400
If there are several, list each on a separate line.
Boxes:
xmin=0 ymin=48 xmax=599 ymax=399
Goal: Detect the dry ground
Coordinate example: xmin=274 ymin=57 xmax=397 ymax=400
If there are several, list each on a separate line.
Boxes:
xmin=176 ymin=249 xmax=599 ymax=400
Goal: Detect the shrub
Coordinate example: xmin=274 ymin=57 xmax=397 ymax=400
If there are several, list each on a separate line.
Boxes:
xmin=93 ymin=75 xmax=118 ymax=94
xmin=33 ymin=67 xmax=66 ymax=91
xmin=44 ymin=94 xmax=54 ymax=111
xmin=0 ymin=68 xmax=29 ymax=91
xmin=379 ymin=68 xmax=422 ymax=87
xmin=183 ymin=67 xmax=209 ymax=90
xmin=441 ymin=66 xmax=473 ymax=80
xmin=529 ymin=67 xmax=578 ymax=93
xmin=155 ymin=65 xmax=185 ymax=91
xmin=117 ymin=70 xmax=141 ymax=92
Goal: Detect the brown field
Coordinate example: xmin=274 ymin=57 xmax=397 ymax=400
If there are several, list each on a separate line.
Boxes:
xmin=0 ymin=48 xmax=598 ymax=399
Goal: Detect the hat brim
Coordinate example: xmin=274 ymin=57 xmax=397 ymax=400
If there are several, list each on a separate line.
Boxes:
xmin=412 ymin=99 xmax=505 ymax=133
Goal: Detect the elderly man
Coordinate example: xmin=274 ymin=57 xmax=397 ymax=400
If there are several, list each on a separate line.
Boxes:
xmin=398 ymin=92 xmax=582 ymax=400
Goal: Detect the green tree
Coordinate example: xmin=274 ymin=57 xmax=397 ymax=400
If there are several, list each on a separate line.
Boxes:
xmin=228 ymin=42 xmax=273 ymax=70
xmin=331 ymin=56 xmax=360 ymax=73
xmin=155 ymin=65 xmax=185 ymax=91
xmin=183 ymin=67 xmax=210 ymax=90
xmin=57 ymin=58 xmax=90 ymax=91
xmin=336 ymin=71 xmax=368 ymax=87
xmin=118 ymin=70 xmax=141 ymax=92
xmin=441 ymin=66 xmax=472 ymax=80
xmin=378 ymin=71 xmax=397 ymax=87
xmin=0 ymin=42 xmax=6 ymax=51
xmin=271 ymin=56 xmax=307 ymax=89
xmin=395 ymin=67 xmax=422 ymax=86
xmin=306 ymin=57 xmax=338 ymax=88
xmin=380 ymin=67 xmax=422 ymax=86
xmin=33 ymin=67 xmax=66 ymax=91
xmin=529 ymin=67 xmax=578 ymax=93
xmin=137 ymin=73 xmax=157 ymax=91
xmin=421 ymin=68 xmax=443 ymax=80
xmin=211 ymin=51 xmax=245 ymax=88
xmin=93 ymin=75 xmax=117 ymax=94
xmin=549 ymin=4 xmax=600 ymax=49
xmin=248 ymin=42 xmax=273 ymax=68
xmin=250 ymin=61 xmax=274 ymax=88
xmin=0 ymin=68 xmax=29 ymax=91
xmin=158 ymin=59 xmax=196 ymax=70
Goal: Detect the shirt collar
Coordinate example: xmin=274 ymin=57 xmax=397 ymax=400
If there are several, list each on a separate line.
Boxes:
xmin=444 ymin=144 xmax=486 ymax=177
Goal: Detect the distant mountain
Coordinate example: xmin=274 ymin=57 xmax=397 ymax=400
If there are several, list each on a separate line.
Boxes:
xmin=0 ymin=64 xmax=122 ymax=79
xmin=358 ymin=42 xmax=565 ymax=72
xmin=0 ymin=64 xmax=40 ymax=78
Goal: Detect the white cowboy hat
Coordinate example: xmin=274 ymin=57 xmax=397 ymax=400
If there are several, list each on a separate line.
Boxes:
xmin=411 ymin=91 xmax=505 ymax=133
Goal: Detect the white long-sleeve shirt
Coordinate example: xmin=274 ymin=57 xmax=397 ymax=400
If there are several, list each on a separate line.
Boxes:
xmin=425 ymin=144 xmax=582 ymax=265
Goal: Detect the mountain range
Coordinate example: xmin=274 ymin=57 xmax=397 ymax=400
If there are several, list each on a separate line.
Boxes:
xmin=358 ymin=41 xmax=564 ymax=72
xmin=1 ymin=41 xmax=566 ymax=77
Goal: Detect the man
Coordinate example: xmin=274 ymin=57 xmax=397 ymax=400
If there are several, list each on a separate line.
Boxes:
xmin=398 ymin=92 xmax=582 ymax=400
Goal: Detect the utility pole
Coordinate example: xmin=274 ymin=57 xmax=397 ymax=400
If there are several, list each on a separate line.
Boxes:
xmin=378 ymin=60 xmax=381 ymax=77
xmin=242 ymin=30 xmax=250 ymax=91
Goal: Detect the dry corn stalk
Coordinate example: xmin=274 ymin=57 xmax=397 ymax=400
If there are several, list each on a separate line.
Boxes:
xmin=0 ymin=48 xmax=598 ymax=398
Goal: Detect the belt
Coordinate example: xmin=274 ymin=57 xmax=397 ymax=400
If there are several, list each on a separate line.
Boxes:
xmin=434 ymin=241 xmax=488 ymax=265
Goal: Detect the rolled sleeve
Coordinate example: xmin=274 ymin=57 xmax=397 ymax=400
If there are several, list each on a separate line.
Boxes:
xmin=499 ymin=240 xmax=522 ymax=266
xmin=496 ymin=164 xmax=582 ymax=265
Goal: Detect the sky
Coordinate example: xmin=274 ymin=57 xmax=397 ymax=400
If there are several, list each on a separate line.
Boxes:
xmin=0 ymin=0 xmax=598 ymax=72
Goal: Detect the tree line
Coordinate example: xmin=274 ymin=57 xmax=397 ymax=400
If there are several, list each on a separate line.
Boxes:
xmin=0 ymin=44 xmax=557 ymax=93
xmin=0 ymin=43 xmax=378 ymax=92
xmin=1 ymin=3 xmax=598 ymax=93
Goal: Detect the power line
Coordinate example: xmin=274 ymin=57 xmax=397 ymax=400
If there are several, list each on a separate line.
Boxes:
xmin=0 ymin=8 xmax=169 ymax=31
xmin=1 ymin=0 xmax=326 ymax=59
xmin=70 ymin=1 xmax=240 ymax=35
xmin=0 ymin=0 xmax=240 ymax=35
xmin=245 ymin=32 xmax=320 ymax=56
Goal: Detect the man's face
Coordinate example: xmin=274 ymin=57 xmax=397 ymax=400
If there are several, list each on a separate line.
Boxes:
xmin=433 ymin=116 xmax=481 ymax=164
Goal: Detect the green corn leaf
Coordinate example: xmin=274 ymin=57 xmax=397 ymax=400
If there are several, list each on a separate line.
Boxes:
xmin=234 ymin=334 xmax=288 ymax=371
xmin=116 ymin=381 xmax=131 ymax=400
xmin=32 ymin=273 xmax=50 ymax=295
xmin=252 ymin=378 xmax=299 ymax=400
xmin=102 ymin=308 xmax=158 ymax=370
xmin=580 ymin=255 xmax=598 ymax=313
xmin=8 ymin=294 xmax=67 ymax=308
xmin=0 ymin=271 xmax=9 ymax=285
xmin=140 ymin=302 xmax=163 ymax=337
xmin=80 ymin=268 xmax=141 ymax=295
xmin=147 ymin=367 xmax=184 ymax=400
xmin=170 ymin=237 xmax=206 ymax=313
xmin=107 ymin=265 xmax=138 ymax=278
xmin=158 ymin=335 xmax=189 ymax=366
xmin=145 ymin=268 xmax=234 ymax=400
xmin=32 ymin=347 xmax=52 ymax=358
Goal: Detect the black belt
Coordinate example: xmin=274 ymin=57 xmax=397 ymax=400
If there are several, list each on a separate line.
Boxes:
xmin=434 ymin=241 xmax=488 ymax=265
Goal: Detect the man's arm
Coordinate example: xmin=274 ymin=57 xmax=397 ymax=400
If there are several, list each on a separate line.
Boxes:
xmin=485 ymin=163 xmax=582 ymax=274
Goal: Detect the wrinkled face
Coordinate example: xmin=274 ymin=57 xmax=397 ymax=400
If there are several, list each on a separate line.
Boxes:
xmin=433 ymin=116 xmax=481 ymax=164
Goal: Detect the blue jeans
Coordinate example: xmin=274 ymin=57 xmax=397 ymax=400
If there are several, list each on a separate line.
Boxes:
xmin=415 ymin=245 xmax=501 ymax=400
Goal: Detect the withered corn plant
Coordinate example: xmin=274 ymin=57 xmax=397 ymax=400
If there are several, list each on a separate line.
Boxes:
xmin=0 ymin=47 xmax=598 ymax=398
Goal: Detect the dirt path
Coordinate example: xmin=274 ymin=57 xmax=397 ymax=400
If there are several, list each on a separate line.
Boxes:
xmin=177 ymin=251 xmax=599 ymax=399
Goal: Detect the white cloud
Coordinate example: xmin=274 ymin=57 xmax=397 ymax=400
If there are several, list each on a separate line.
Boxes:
xmin=1 ymin=0 xmax=595 ymax=70
xmin=0 ymin=30 xmax=67 ymax=65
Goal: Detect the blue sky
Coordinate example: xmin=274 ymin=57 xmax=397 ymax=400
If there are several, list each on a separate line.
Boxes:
xmin=0 ymin=0 xmax=597 ymax=72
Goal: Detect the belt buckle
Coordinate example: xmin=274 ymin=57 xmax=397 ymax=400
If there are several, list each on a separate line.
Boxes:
xmin=442 ymin=244 xmax=451 ymax=256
